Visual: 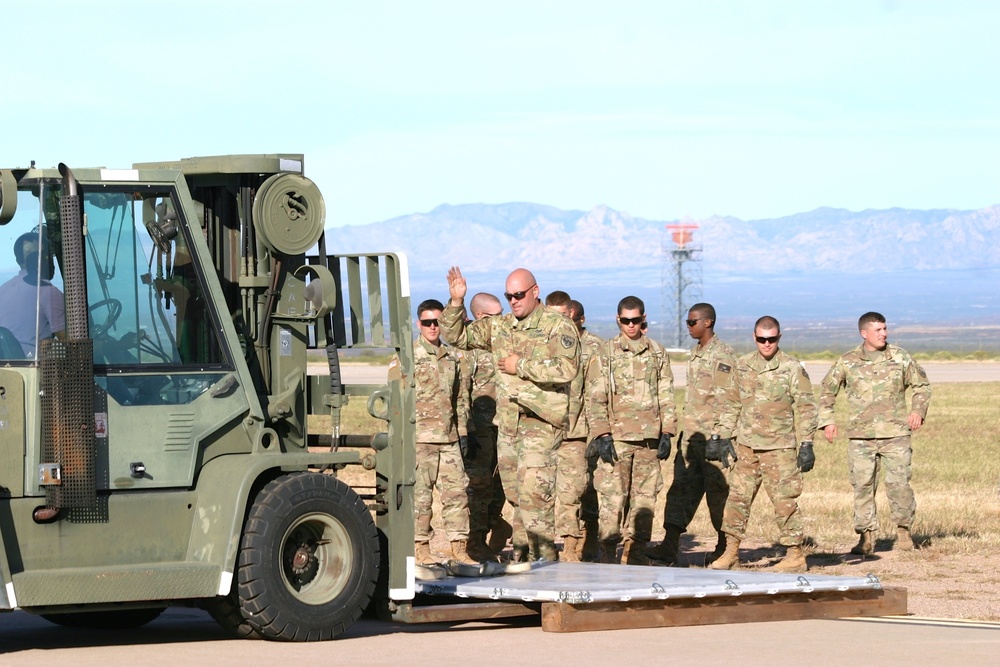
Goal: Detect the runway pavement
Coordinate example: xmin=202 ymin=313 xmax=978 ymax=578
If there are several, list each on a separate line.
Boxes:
xmin=1 ymin=607 xmax=998 ymax=664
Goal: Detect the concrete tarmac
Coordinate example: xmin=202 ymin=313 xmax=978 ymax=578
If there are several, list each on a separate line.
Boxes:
xmin=1 ymin=607 xmax=998 ymax=665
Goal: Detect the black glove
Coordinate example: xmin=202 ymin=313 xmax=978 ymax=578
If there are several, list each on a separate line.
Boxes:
xmin=706 ymin=434 xmax=736 ymax=469
xmin=797 ymin=441 xmax=815 ymax=473
xmin=459 ymin=435 xmax=475 ymax=459
xmin=657 ymin=433 xmax=673 ymax=460
xmin=587 ymin=434 xmax=618 ymax=465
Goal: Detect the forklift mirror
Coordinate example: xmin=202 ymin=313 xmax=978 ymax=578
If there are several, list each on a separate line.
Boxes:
xmin=0 ymin=170 xmax=17 ymax=225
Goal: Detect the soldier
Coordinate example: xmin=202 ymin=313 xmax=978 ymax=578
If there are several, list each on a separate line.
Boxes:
xmin=819 ymin=311 xmax=931 ymax=554
xmin=441 ymin=267 xmax=579 ymax=562
xmin=569 ymin=299 xmax=604 ymax=562
xmin=405 ymin=298 xmax=477 ymax=566
xmin=545 ymin=291 xmax=601 ymax=561
xmin=650 ymin=303 xmax=739 ymax=565
xmin=463 ymin=292 xmax=512 ymax=560
xmin=711 ymin=316 xmax=818 ymax=572
xmin=587 ymin=296 xmax=676 ymax=565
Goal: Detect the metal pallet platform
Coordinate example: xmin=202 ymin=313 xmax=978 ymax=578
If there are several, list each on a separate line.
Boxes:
xmin=401 ymin=562 xmax=907 ymax=632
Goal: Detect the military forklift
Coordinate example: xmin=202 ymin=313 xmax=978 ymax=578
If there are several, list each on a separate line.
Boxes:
xmin=0 ymin=155 xmax=419 ymax=640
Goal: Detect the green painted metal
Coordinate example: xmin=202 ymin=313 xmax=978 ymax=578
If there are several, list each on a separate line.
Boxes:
xmin=0 ymin=156 xmax=415 ymax=632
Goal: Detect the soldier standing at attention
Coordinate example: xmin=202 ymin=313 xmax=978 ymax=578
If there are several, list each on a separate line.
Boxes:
xmin=544 ymin=291 xmax=602 ymax=561
xmin=441 ymin=267 xmax=579 ymax=562
xmin=711 ymin=316 xmax=818 ymax=572
xmin=819 ymin=311 xmax=931 ymax=554
xmin=406 ymin=299 xmax=477 ymax=566
xmin=587 ymin=296 xmax=676 ymax=565
xmin=463 ymin=292 xmax=512 ymax=560
xmin=569 ymin=299 xmax=604 ymax=562
xmin=650 ymin=303 xmax=739 ymax=565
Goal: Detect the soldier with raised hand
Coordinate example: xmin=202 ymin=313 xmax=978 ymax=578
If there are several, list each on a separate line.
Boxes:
xmin=651 ymin=302 xmax=740 ymax=565
xmin=587 ymin=296 xmax=676 ymax=565
xmin=440 ymin=267 xmax=580 ymax=562
xmin=404 ymin=299 xmax=477 ymax=566
xmin=819 ymin=311 xmax=931 ymax=555
xmin=545 ymin=291 xmax=602 ymax=561
xmin=711 ymin=316 xmax=818 ymax=572
xmin=463 ymin=292 xmax=511 ymax=560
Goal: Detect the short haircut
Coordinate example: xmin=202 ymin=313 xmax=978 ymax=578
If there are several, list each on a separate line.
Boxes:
xmin=470 ymin=292 xmax=502 ymax=315
xmin=617 ymin=295 xmax=645 ymax=315
xmin=569 ymin=299 xmax=585 ymax=320
xmin=545 ymin=290 xmax=572 ymax=308
xmin=689 ymin=302 xmax=716 ymax=325
xmin=858 ymin=311 xmax=885 ymax=330
xmin=754 ymin=315 xmax=781 ymax=333
xmin=417 ymin=298 xmax=445 ymax=318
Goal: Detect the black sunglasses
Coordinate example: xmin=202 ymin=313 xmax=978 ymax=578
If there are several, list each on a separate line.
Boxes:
xmin=504 ymin=284 xmax=535 ymax=301
xmin=755 ymin=335 xmax=779 ymax=344
xmin=619 ymin=316 xmax=644 ymax=326
xmin=419 ymin=319 xmax=439 ymax=327
xmin=685 ymin=318 xmax=702 ymax=327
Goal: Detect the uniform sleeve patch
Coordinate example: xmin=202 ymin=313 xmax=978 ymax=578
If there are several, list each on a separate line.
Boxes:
xmin=717 ymin=362 xmax=732 ymax=373
xmin=561 ymin=335 xmax=575 ymax=349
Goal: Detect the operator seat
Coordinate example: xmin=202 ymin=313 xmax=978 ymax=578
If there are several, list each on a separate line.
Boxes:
xmin=0 ymin=326 xmax=25 ymax=359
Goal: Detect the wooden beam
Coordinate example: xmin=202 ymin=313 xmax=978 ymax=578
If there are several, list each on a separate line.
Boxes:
xmin=540 ymin=586 xmax=907 ymax=633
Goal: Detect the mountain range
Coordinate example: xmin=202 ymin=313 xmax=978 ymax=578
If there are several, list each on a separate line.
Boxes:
xmin=326 ymin=203 xmax=1000 ymax=351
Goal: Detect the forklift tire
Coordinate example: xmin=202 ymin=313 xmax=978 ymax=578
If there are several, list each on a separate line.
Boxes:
xmin=201 ymin=590 xmax=260 ymax=639
xmin=39 ymin=607 xmax=165 ymax=629
xmin=237 ymin=472 xmax=379 ymax=641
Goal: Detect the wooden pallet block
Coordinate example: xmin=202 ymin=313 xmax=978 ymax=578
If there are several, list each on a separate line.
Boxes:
xmin=540 ymin=586 xmax=907 ymax=633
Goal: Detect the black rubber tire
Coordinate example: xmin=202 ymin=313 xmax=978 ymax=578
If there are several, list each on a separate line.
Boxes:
xmin=236 ymin=472 xmax=379 ymax=641
xmin=40 ymin=607 xmax=165 ymax=629
xmin=201 ymin=590 xmax=260 ymax=639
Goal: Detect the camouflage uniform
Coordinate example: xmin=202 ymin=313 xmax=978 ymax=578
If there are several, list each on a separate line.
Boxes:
xmin=441 ymin=302 xmax=579 ymax=560
xmin=819 ymin=344 xmax=931 ymax=532
xmin=663 ymin=334 xmax=740 ymax=533
xmin=588 ymin=334 xmax=677 ymax=544
xmin=464 ymin=347 xmax=505 ymax=537
xmin=722 ymin=350 xmax=818 ymax=546
xmin=556 ymin=328 xmax=603 ymax=540
xmin=411 ymin=337 xmax=471 ymax=542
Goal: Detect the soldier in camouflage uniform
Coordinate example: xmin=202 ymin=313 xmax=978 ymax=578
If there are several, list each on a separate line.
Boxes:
xmin=819 ymin=311 xmax=931 ymax=554
xmin=587 ymin=296 xmax=676 ymax=565
xmin=463 ymin=292 xmax=511 ymax=559
xmin=545 ymin=292 xmax=603 ymax=561
xmin=569 ymin=299 xmax=603 ymax=561
xmin=441 ymin=267 xmax=580 ymax=562
xmin=407 ymin=299 xmax=477 ymax=566
xmin=650 ymin=303 xmax=740 ymax=565
xmin=711 ymin=316 xmax=818 ymax=573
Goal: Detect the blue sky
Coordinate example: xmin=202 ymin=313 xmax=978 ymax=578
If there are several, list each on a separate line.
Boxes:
xmin=6 ymin=1 xmax=999 ymax=227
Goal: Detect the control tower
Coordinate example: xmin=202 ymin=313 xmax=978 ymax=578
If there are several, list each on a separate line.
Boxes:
xmin=661 ymin=223 xmax=702 ymax=348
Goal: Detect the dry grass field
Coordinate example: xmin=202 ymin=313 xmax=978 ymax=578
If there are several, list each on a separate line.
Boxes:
xmin=315 ymin=381 xmax=1000 ymax=621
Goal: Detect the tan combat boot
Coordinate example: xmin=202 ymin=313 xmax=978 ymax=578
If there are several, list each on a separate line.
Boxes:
xmin=487 ymin=518 xmax=513 ymax=554
xmin=646 ymin=525 xmax=682 ymax=564
xmin=771 ymin=545 xmax=808 ymax=573
xmin=895 ymin=527 xmax=915 ymax=551
xmin=706 ymin=531 xmax=728 ymax=565
xmin=415 ymin=541 xmax=435 ymax=566
xmin=709 ymin=537 xmax=740 ymax=570
xmin=561 ymin=536 xmax=582 ymax=562
xmin=599 ymin=540 xmax=620 ymax=564
xmin=450 ymin=540 xmax=479 ymax=566
xmin=850 ymin=530 xmax=875 ymax=555
xmin=623 ymin=538 xmax=650 ymax=566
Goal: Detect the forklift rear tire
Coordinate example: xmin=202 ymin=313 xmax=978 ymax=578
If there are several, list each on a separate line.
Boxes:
xmin=236 ymin=472 xmax=379 ymax=641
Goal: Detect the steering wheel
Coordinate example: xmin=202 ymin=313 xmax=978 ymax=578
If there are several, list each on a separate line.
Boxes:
xmin=89 ymin=298 xmax=123 ymax=338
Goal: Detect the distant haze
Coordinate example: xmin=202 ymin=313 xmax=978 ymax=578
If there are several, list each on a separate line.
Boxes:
xmin=327 ymin=203 xmax=1000 ymax=353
